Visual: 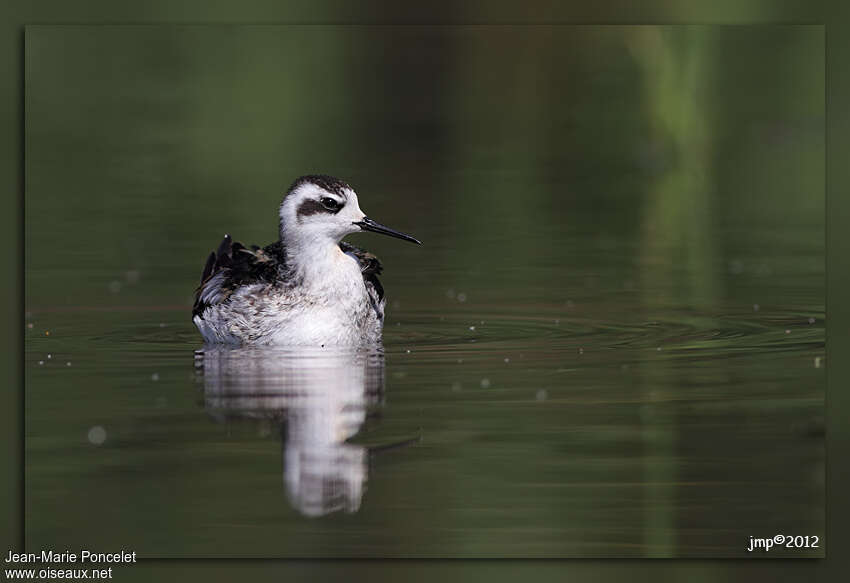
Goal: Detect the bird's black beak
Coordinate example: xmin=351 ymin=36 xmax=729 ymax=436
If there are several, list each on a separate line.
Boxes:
xmin=354 ymin=217 xmax=422 ymax=245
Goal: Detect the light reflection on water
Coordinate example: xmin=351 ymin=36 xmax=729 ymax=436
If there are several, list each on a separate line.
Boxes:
xmin=199 ymin=347 xmax=388 ymax=517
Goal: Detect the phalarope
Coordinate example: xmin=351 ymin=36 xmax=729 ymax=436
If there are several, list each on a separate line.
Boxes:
xmin=192 ymin=175 xmax=421 ymax=346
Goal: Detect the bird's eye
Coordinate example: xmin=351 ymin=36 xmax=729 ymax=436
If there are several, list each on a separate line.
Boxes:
xmin=320 ymin=197 xmax=341 ymax=212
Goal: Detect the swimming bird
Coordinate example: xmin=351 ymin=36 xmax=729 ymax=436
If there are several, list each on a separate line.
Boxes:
xmin=192 ymin=175 xmax=421 ymax=346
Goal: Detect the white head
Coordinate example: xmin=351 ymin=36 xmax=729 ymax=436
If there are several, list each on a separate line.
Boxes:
xmin=278 ymin=175 xmax=421 ymax=248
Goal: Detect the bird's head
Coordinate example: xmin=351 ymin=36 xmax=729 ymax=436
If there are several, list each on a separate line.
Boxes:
xmin=279 ymin=175 xmax=421 ymax=247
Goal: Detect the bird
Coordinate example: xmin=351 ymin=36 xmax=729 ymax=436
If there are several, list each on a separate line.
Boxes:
xmin=192 ymin=175 xmax=421 ymax=346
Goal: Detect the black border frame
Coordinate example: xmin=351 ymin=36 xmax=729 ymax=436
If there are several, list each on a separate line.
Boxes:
xmin=3 ymin=1 xmax=843 ymax=581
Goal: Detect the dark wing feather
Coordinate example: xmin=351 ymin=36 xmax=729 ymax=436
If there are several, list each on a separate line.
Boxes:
xmin=200 ymin=251 xmax=216 ymax=283
xmin=192 ymin=235 xmax=284 ymax=319
xmin=339 ymin=241 xmax=385 ymax=308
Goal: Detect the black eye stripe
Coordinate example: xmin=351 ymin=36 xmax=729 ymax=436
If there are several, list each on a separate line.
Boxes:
xmin=296 ymin=197 xmax=344 ymax=220
xmin=296 ymin=199 xmax=330 ymax=218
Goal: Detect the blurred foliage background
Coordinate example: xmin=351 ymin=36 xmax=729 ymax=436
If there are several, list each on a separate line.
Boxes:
xmin=25 ymin=25 xmax=822 ymax=314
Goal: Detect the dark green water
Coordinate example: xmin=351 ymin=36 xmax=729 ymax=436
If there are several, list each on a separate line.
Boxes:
xmin=25 ymin=25 xmax=823 ymax=557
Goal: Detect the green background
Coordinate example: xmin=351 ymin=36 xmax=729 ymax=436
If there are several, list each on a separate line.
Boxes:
xmin=2 ymin=1 xmax=847 ymax=581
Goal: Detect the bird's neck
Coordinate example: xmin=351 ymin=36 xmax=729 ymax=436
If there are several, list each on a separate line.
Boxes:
xmin=282 ymin=231 xmax=351 ymax=293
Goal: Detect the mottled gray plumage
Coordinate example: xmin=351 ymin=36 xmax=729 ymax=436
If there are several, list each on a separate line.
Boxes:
xmin=193 ymin=236 xmax=383 ymax=319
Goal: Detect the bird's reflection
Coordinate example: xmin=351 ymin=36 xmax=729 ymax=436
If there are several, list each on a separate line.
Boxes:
xmin=197 ymin=346 xmax=386 ymax=517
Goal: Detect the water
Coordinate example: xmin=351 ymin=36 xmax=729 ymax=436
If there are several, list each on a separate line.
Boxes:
xmin=25 ymin=25 xmax=824 ymax=557
xmin=24 ymin=298 xmax=824 ymax=557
